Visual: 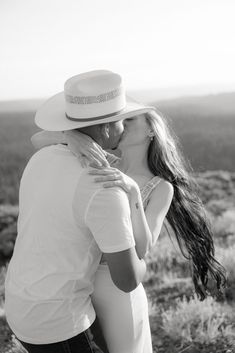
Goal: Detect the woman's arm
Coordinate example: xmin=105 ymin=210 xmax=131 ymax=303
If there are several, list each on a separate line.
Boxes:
xmin=31 ymin=130 xmax=109 ymax=167
xmin=31 ymin=131 xmax=66 ymax=149
xmin=128 ymin=187 xmax=153 ymax=258
xmin=88 ymin=168 xmax=150 ymax=258
xmin=126 ymin=181 xmax=173 ymax=258
xmin=89 ymin=168 xmax=174 ymax=258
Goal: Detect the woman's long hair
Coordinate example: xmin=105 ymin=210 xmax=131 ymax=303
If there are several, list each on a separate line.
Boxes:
xmin=145 ymin=110 xmax=226 ymax=300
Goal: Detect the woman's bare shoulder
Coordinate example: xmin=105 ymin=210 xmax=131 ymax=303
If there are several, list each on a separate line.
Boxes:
xmin=151 ymin=178 xmax=174 ymax=202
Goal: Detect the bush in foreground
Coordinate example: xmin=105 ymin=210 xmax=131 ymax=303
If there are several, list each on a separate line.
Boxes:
xmin=161 ymin=295 xmax=235 ymax=348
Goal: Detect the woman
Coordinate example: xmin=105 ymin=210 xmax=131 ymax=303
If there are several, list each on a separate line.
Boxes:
xmin=32 ymin=109 xmax=226 ymax=353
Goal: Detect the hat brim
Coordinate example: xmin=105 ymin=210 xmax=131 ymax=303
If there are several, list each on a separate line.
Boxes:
xmin=35 ymin=92 xmax=155 ymax=131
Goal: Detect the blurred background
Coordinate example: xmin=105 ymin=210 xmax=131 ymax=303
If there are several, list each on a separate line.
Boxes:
xmin=1 ymin=1 xmax=235 ymax=352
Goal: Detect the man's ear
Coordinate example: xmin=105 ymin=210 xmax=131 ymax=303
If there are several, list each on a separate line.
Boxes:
xmin=100 ymin=123 xmax=110 ymax=139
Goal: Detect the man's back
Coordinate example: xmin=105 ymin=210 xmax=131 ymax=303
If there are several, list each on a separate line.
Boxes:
xmin=5 ymin=145 xmax=103 ymax=344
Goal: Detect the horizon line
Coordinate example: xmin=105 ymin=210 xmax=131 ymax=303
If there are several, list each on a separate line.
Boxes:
xmin=1 ymin=89 xmax=235 ymax=102
xmin=1 ymin=86 xmax=235 ymax=111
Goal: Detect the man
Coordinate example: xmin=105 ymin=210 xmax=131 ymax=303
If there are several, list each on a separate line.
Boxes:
xmin=4 ymin=70 xmax=153 ymax=353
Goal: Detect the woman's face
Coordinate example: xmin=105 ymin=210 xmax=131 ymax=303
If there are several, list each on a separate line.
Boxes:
xmin=118 ymin=114 xmax=151 ymax=148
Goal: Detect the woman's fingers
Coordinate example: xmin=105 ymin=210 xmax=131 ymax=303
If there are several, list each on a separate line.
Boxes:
xmin=93 ymin=143 xmax=107 ymax=158
xmin=88 ymin=168 xmax=118 ymax=175
xmin=89 ymin=161 xmax=107 ymax=168
xmin=94 ymin=174 xmax=120 ymax=182
xmin=77 ymin=154 xmax=104 ymax=168
xmin=89 ymin=156 xmax=109 ymax=167
xmin=87 ymin=141 xmax=108 ymax=163
xmin=89 ymin=158 xmax=103 ymax=167
xmin=88 ymin=147 xmax=107 ymax=161
xmin=65 ymin=130 xmax=108 ymax=167
xmin=103 ymin=180 xmax=127 ymax=192
xmin=77 ymin=154 xmax=92 ymax=168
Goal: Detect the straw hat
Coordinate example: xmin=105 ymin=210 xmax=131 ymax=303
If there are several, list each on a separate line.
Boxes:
xmin=35 ymin=70 xmax=154 ymax=131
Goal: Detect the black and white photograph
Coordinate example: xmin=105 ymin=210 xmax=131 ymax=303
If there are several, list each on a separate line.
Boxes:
xmin=0 ymin=1 xmax=235 ymax=352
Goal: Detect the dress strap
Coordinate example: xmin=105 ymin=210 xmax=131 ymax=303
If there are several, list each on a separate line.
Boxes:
xmin=140 ymin=176 xmax=162 ymax=210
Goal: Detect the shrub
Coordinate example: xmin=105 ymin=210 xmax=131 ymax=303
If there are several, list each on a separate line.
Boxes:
xmin=162 ymin=296 xmax=235 ymax=345
xmin=0 ymin=205 xmax=18 ymax=232
xmin=212 ymin=209 xmax=235 ymax=246
xmin=0 ymin=205 xmax=18 ymax=263
xmin=216 ymin=245 xmax=235 ymax=301
xmin=206 ymin=199 xmax=235 ymax=217
xmin=2 ymin=336 xmax=27 ymax=353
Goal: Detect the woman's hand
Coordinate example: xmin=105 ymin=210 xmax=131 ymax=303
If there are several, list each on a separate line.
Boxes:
xmin=89 ymin=167 xmax=152 ymax=259
xmin=88 ymin=167 xmax=140 ymax=195
xmin=64 ymin=130 xmax=109 ymax=167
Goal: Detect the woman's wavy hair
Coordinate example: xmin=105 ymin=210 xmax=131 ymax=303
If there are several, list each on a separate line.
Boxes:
xmin=145 ymin=109 xmax=226 ymax=300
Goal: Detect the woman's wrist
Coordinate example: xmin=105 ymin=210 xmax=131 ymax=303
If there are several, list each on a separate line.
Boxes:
xmin=129 ymin=186 xmax=142 ymax=209
xmin=130 ymin=183 xmax=141 ymax=197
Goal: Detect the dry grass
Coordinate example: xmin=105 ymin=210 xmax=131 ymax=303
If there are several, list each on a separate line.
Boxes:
xmin=162 ymin=296 xmax=235 ymax=346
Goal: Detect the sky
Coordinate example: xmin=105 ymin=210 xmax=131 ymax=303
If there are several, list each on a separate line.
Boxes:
xmin=1 ymin=0 xmax=235 ymax=101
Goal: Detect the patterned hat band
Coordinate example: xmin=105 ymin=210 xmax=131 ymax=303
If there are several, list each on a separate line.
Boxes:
xmin=65 ymin=87 xmax=123 ymax=105
xmin=65 ymin=108 xmax=124 ymax=122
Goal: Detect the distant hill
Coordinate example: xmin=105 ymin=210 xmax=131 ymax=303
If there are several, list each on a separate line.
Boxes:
xmin=154 ymin=93 xmax=235 ymax=172
xmin=155 ymin=92 xmax=235 ymax=115
xmin=0 ymin=99 xmax=44 ymax=113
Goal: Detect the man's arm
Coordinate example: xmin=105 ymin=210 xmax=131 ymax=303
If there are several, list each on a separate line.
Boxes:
xmin=104 ymin=248 xmax=146 ymax=292
xmin=85 ymin=187 xmax=146 ymax=292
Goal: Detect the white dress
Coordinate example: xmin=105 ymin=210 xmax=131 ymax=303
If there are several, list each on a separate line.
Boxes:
xmin=91 ymin=177 xmax=162 ymax=353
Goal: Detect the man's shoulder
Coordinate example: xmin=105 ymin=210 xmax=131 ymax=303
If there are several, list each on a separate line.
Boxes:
xmin=77 ymin=168 xmax=126 ymax=195
xmin=27 ymin=145 xmax=81 ymax=168
xmin=75 ymin=168 xmax=103 ymax=196
xmin=74 ymin=168 xmax=129 ymax=209
xmin=22 ymin=145 xmax=83 ymax=183
xmin=84 ymin=185 xmax=131 ymax=225
xmin=72 ymin=169 xmax=130 ymax=227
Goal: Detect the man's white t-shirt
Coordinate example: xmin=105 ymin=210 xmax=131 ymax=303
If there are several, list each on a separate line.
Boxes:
xmin=4 ymin=145 xmax=135 ymax=344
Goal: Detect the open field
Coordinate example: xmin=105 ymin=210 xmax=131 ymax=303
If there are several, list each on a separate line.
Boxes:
xmin=0 ymin=112 xmax=38 ymax=204
xmin=156 ymin=93 xmax=235 ymax=173
xmin=0 ymin=93 xmax=235 ymax=352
